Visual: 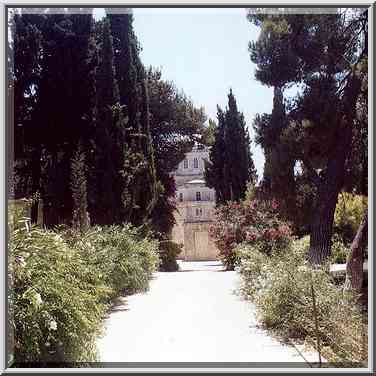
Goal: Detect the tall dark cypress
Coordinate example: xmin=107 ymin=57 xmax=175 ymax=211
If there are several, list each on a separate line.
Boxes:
xmin=107 ymin=9 xmax=158 ymax=226
xmin=10 ymin=10 xmax=44 ymax=220
xmin=224 ymin=89 xmax=253 ymax=201
xmin=205 ymin=90 xmax=255 ymax=203
xmin=34 ymin=9 xmax=97 ymax=227
xmin=205 ymin=106 xmax=227 ymax=204
xmin=91 ymin=17 xmax=124 ymax=225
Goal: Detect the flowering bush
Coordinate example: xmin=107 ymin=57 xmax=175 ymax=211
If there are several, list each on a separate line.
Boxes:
xmin=209 ymin=199 xmax=293 ymax=270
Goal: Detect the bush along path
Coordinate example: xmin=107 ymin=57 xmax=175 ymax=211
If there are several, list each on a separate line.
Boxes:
xmin=9 ymin=201 xmax=160 ymax=366
xmin=210 ymin=198 xmax=368 ymax=367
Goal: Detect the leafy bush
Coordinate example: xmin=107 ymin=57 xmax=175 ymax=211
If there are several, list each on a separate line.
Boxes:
xmin=334 ymin=192 xmax=367 ymax=243
xmin=10 ymin=225 xmax=107 ymax=363
xmin=9 ymin=202 xmax=160 ymax=364
xmin=65 ymin=225 xmax=160 ymax=296
xmin=210 ymin=199 xmax=293 ymax=270
xmin=330 ymin=233 xmax=349 ymax=264
xmin=237 ymin=237 xmax=367 ymax=364
xmin=159 ymin=240 xmax=182 ymax=272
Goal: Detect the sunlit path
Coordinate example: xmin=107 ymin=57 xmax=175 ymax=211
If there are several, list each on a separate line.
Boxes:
xmin=97 ymin=261 xmax=319 ymax=364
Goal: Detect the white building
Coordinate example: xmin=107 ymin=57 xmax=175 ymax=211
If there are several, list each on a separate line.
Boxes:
xmin=171 ymin=145 xmax=219 ymax=260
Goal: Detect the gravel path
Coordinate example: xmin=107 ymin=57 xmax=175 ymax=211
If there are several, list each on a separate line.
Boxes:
xmin=97 ymin=261 xmax=319 ymax=365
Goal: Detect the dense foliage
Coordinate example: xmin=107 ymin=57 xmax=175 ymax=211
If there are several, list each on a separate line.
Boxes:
xmin=205 ymin=90 xmax=257 ymax=204
xmin=237 ymin=237 xmax=367 ymax=364
xmin=9 ymin=9 xmax=203 ymax=243
xmin=9 ymin=201 xmax=159 ymax=364
xmin=248 ymin=9 xmax=368 ymax=264
xmin=209 ymin=199 xmax=293 ymax=270
xmin=10 ymin=8 xmax=206 ymax=270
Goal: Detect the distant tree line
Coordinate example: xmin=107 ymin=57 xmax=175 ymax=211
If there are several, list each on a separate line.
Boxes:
xmin=9 ymin=8 xmax=206 ymax=238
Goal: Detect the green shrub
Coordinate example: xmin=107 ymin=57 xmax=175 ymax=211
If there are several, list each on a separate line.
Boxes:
xmin=63 ymin=225 xmax=160 ymax=297
xmin=237 ymin=237 xmax=367 ymax=363
xmin=334 ymin=192 xmax=367 ymax=243
xmin=9 ymin=202 xmax=160 ymax=364
xmin=10 ymin=225 xmax=107 ymax=363
xmin=330 ymin=233 xmax=349 ymax=264
xmin=159 ymin=240 xmax=182 ymax=272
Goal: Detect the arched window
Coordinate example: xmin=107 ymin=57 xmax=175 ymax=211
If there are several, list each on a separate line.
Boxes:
xmin=193 ymin=157 xmax=198 ymax=168
xmin=196 ymin=192 xmax=201 ymax=201
xmin=196 ymin=208 xmax=203 ymax=216
xmin=179 ymin=193 xmax=183 ymax=202
xmin=183 ymin=159 xmax=188 ymax=169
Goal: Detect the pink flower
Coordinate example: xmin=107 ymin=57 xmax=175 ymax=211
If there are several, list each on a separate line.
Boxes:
xmin=278 ymin=224 xmax=291 ymax=236
xmin=271 ymin=199 xmax=279 ymax=210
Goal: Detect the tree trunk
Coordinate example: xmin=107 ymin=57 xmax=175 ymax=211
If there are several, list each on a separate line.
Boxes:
xmin=308 ymin=72 xmax=362 ymax=265
xmin=307 ymin=126 xmax=352 ymax=265
xmin=30 ymin=148 xmax=41 ymax=224
xmin=344 ymin=212 xmax=367 ymax=294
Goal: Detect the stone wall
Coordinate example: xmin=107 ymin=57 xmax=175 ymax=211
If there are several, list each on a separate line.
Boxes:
xmin=175 ymin=221 xmax=219 ymax=261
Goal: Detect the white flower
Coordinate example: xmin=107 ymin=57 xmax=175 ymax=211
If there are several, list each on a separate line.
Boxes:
xmin=35 ymin=292 xmax=43 ymax=305
xmin=15 ymin=256 xmax=26 ymax=268
xmin=49 ymin=320 xmax=57 ymax=331
xmin=298 ymin=265 xmax=309 ymax=272
xmin=45 ymin=342 xmax=50 ymax=347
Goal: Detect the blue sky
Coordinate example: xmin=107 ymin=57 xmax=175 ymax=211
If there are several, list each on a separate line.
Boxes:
xmin=94 ymin=8 xmax=273 ymax=179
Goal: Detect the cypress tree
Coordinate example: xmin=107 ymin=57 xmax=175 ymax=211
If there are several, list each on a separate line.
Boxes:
xmin=107 ymin=9 xmax=158 ymax=226
xmin=225 ymin=89 xmax=252 ymax=201
xmin=205 ymin=106 xmax=227 ymax=204
xmin=205 ymin=90 xmax=255 ymax=204
xmin=29 ymin=9 xmax=98 ymax=227
xmin=10 ymin=10 xmax=44 ymax=221
xmin=71 ymin=143 xmax=90 ymax=232
xmin=92 ymin=17 xmax=124 ymax=225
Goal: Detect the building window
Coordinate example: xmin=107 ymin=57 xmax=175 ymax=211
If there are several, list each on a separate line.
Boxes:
xmin=179 ymin=193 xmax=183 ymax=202
xmin=183 ymin=159 xmax=188 ymax=169
xmin=193 ymin=157 xmax=198 ymax=168
xmin=196 ymin=208 xmax=203 ymax=216
xmin=196 ymin=192 xmax=201 ymax=201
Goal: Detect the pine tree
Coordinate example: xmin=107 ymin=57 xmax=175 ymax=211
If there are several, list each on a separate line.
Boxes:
xmin=253 ymin=86 xmax=296 ymax=221
xmin=248 ymin=10 xmax=367 ymax=264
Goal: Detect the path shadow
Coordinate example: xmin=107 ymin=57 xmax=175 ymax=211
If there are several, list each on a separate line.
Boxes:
xmin=107 ymin=297 xmax=130 ymax=314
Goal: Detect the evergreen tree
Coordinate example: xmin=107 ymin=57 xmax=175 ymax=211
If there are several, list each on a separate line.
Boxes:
xmin=205 ymin=106 xmax=227 ymax=204
xmin=107 ymin=9 xmax=158 ymax=226
xmin=70 ymin=143 xmax=90 ymax=232
xmin=205 ymin=90 xmax=256 ymax=203
xmin=248 ymin=9 xmax=367 ymax=264
xmin=10 ymin=10 xmax=44 ymax=221
xmin=30 ymin=9 xmax=97 ymax=227
xmin=253 ymin=86 xmax=296 ymax=221
xmin=92 ymin=17 xmax=124 ymax=225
